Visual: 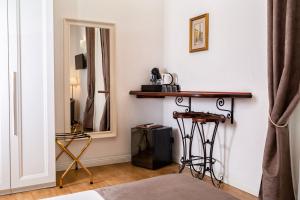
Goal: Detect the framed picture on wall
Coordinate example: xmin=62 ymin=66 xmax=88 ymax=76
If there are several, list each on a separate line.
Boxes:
xmin=189 ymin=13 xmax=209 ymax=52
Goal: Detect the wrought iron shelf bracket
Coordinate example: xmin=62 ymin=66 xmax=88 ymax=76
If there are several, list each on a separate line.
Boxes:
xmin=175 ymin=97 xmax=192 ymax=112
xmin=216 ymin=98 xmax=234 ymax=124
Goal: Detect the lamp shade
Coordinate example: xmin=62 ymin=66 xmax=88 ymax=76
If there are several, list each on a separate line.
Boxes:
xmin=70 ymin=77 xmax=78 ymax=86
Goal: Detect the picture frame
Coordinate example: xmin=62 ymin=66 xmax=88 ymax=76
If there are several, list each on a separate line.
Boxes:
xmin=189 ymin=13 xmax=209 ymax=52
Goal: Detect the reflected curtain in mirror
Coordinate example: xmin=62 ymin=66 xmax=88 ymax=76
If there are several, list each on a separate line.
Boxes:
xmin=83 ymin=27 xmax=95 ymax=130
xmin=99 ymin=28 xmax=110 ymax=131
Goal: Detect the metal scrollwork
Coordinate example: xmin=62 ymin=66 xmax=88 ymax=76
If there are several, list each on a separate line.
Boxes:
xmin=216 ymin=98 xmax=232 ymax=119
xmin=175 ymin=97 xmax=191 ymax=112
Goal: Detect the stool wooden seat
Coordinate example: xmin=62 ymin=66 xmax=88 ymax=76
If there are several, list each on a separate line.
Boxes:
xmin=173 ymin=111 xmax=226 ymax=122
xmin=192 ymin=113 xmax=226 ymax=123
xmin=173 ymin=111 xmax=207 ymax=119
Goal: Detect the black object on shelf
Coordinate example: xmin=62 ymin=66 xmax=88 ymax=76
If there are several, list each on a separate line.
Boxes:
xmin=141 ymin=85 xmax=181 ymax=92
xmin=131 ymin=126 xmax=173 ymax=170
xmin=141 ymin=85 xmax=163 ymax=92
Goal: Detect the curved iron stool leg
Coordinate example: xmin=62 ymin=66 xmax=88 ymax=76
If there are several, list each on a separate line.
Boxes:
xmin=194 ymin=121 xmax=224 ymax=187
xmin=209 ymin=122 xmax=224 ymax=187
xmin=181 ymin=118 xmax=188 ymax=171
xmin=176 ymin=118 xmax=187 ymax=173
xmin=189 ymin=122 xmax=199 ymax=177
xmin=194 ymin=122 xmax=207 ymax=180
xmin=189 ymin=121 xmax=206 ymax=178
xmin=176 ymin=117 xmax=204 ymax=174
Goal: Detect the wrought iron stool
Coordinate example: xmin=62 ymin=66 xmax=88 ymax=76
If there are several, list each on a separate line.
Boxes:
xmin=191 ymin=112 xmax=226 ymax=187
xmin=173 ymin=111 xmax=226 ymax=187
xmin=56 ymin=132 xmax=93 ymax=188
xmin=173 ymin=112 xmax=206 ymax=174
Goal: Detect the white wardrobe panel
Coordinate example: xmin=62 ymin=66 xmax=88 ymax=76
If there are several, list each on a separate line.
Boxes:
xmin=9 ymin=0 xmax=55 ymax=189
xmin=0 ymin=0 xmax=11 ymax=194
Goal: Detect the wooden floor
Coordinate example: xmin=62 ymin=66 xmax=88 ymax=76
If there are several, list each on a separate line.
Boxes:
xmin=0 ymin=163 xmax=258 ymax=200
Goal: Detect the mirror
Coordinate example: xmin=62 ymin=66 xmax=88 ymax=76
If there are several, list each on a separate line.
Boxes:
xmin=64 ymin=19 xmax=116 ymax=137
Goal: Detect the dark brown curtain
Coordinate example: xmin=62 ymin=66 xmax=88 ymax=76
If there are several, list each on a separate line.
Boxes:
xmin=259 ymin=0 xmax=300 ymax=199
xmin=83 ymin=27 xmax=96 ymax=130
xmin=99 ymin=28 xmax=111 ymax=131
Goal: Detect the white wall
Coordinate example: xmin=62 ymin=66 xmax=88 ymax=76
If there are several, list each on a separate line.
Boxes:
xmin=290 ymin=105 xmax=300 ymax=199
xmin=163 ymin=0 xmax=268 ymax=196
xmin=54 ymin=0 xmax=164 ymax=170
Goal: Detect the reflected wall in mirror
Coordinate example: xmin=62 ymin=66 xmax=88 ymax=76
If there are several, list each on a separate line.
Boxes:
xmin=64 ymin=19 xmax=116 ymax=137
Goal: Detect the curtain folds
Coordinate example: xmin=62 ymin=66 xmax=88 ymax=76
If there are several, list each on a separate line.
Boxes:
xmin=259 ymin=0 xmax=300 ymax=199
xmin=83 ymin=27 xmax=96 ymax=130
xmin=99 ymin=28 xmax=111 ymax=131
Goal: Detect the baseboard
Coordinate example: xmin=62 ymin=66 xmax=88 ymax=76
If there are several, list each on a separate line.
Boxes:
xmin=56 ymin=154 xmax=131 ymax=171
xmin=0 ymin=189 xmax=11 ymax=196
xmin=11 ymin=182 xmax=56 ymax=194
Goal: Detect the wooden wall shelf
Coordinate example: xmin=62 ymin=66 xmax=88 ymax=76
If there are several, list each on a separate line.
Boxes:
xmin=129 ymin=90 xmax=253 ymax=124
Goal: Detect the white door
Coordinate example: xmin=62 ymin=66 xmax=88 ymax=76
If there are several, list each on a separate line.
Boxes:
xmin=0 ymin=0 xmax=11 ymax=194
xmin=8 ymin=0 xmax=56 ymax=190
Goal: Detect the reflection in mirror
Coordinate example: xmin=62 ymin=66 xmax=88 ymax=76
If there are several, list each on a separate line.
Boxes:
xmin=69 ymin=25 xmax=110 ymax=133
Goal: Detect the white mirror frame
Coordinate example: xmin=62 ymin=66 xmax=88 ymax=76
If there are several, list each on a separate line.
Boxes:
xmin=63 ymin=18 xmax=117 ymax=139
